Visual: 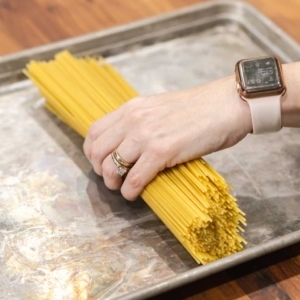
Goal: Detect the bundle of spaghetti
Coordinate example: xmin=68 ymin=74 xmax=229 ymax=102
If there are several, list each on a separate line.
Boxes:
xmin=25 ymin=51 xmax=246 ymax=264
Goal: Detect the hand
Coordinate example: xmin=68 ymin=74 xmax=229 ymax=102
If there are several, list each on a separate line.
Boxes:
xmin=83 ymin=75 xmax=252 ymax=200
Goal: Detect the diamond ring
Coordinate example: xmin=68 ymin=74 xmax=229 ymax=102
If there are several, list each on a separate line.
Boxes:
xmin=111 ymin=149 xmax=133 ymax=176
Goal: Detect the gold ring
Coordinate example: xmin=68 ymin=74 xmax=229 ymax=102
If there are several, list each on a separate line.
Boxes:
xmin=112 ymin=149 xmax=134 ymax=168
xmin=111 ymin=149 xmax=133 ymax=177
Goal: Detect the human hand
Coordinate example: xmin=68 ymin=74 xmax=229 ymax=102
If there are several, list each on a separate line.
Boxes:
xmin=83 ymin=75 xmax=252 ymax=200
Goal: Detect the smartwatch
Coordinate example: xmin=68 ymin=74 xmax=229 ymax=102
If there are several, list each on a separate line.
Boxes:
xmin=235 ymin=56 xmax=286 ymax=134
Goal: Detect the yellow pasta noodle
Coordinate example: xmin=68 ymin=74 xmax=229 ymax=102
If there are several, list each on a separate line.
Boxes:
xmin=25 ymin=51 xmax=246 ymax=264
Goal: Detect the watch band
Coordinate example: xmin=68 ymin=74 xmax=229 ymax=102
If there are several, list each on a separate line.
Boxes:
xmin=243 ymin=94 xmax=282 ymax=135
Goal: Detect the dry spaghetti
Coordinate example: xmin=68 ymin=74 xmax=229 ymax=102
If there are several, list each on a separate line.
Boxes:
xmin=25 ymin=51 xmax=246 ymax=264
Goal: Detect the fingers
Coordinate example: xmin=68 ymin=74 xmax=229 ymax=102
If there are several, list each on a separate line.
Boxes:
xmin=100 ymin=139 xmax=142 ymax=191
xmin=83 ymin=107 xmax=125 ymax=160
xmin=87 ymin=109 xmax=148 ymax=176
xmin=88 ymin=125 xmax=124 ymax=175
xmin=101 ymin=149 xmax=164 ymax=200
xmin=100 ymin=140 xmax=164 ymax=200
xmin=121 ymin=152 xmax=164 ymax=201
xmin=115 ymin=139 xmax=142 ymax=166
xmin=101 ymin=154 xmax=123 ymax=190
xmin=86 ymin=126 xmax=170 ymax=200
xmin=82 ymin=95 xmax=166 ymax=200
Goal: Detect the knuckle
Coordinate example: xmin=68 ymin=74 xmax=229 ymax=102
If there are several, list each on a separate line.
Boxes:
xmin=128 ymin=96 xmax=144 ymax=107
xmin=90 ymin=142 xmax=99 ymax=161
xmin=90 ymin=141 xmax=105 ymax=164
xmin=125 ymin=98 xmax=138 ymax=113
xmin=102 ymin=165 xmax=116 ymax=180
xmin=127 ymin=134 xmax=144 ymax=146
xmin=129 ymin=109 xmax=145 ymax=122
xmin=147 ymin=142 xmax=177 ymax=169
xmin=88 ymin=121 xmax=100 ymax=141
xmin=93 ymin=164 xmax=102 ymax=176
xmin=126 ymin=170 xmax=142 ymax=189
xmin=126 ymin=99 xmax=148 ymax=119
xmin=150 ymin=144 xmax=168 ymax=159
xmin=83 ymin=140 xmax=90 ymax=159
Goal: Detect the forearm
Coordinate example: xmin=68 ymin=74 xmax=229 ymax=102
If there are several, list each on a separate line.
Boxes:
xmin=281 ymin=61 xmax=300 ymax=127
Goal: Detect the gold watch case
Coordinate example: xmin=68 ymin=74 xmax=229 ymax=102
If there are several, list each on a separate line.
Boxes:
xmin=235 ymin=56 xmax=286 ymax=99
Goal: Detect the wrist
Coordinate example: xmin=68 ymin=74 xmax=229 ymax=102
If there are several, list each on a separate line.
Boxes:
xmin=226 ymin=75 xmax=253 ymax=135
xmin=226 ymin=76 xmax=252 ymax=135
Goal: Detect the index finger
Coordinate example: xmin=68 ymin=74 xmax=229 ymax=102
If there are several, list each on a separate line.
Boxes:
xmin=83 ymin=107 xmax=125 ymax=160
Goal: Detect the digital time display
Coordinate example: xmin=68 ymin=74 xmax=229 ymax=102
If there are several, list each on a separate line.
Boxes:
xmin=240 ymin=57 xmax=281 ymax=93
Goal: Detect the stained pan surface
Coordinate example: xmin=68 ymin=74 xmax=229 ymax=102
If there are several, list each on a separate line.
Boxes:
xmin=1 ymin=1 xmax=300 ymax=299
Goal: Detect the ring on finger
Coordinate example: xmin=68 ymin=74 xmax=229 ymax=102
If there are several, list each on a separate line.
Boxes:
xmin=111 ymin=149 xmax=133 ymax=177
xmin=112 ymin=149 xmax=134 ymax=168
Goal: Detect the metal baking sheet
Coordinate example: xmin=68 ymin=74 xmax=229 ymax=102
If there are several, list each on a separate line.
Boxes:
xmin=1 ymin=1 xmax=300 ymax=299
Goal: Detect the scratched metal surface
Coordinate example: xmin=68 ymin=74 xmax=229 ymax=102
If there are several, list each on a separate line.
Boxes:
xmin=1 ymin=19 xmax=300 ymax=300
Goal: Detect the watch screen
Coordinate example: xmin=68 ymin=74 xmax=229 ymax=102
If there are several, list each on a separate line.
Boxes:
xmin=240 ymin=57 xmax=281 ymax=93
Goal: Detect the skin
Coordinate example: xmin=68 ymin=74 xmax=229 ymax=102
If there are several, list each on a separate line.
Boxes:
xmin=83 ymin=61 xmax=300 ymax=201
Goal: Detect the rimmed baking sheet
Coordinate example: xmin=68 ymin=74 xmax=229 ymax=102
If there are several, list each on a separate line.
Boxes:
xmin=1 ymin=1 xmax=300 ymax=299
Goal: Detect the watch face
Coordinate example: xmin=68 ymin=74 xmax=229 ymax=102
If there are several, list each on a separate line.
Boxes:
xmin=239 ymin=57 xmax=282 ymax=93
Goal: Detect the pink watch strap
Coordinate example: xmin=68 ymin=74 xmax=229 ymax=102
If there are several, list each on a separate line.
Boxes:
xmin=244 ymin=95 xmax=282 ymax=135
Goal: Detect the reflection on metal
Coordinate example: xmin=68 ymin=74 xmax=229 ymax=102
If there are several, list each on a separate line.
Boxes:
xmin=1 ymin=1 xmax=300 ymax=299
